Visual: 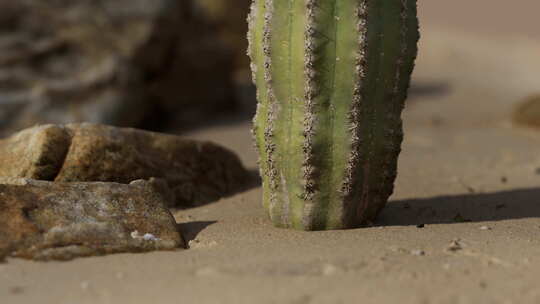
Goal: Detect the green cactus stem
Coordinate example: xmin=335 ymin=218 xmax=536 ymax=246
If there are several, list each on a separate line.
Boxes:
xmin=248 ymin=0 xmax=419 ymax=230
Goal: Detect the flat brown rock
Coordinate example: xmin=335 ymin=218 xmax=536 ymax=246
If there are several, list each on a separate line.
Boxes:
xmin=0 ymin=178 xmax=184 ymax=261
xmin=0 ymin=123 xmax=251 ymax=207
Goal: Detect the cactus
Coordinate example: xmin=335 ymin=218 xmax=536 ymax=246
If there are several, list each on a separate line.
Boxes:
xmin=248 ymin=0 xmax=419 ymax=230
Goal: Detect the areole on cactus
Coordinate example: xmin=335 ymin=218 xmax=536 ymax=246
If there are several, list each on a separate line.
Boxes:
xmin=248 ymin=0 xmax=419 ymax=230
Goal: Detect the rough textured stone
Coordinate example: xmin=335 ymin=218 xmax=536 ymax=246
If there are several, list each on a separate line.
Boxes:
xmin=0 ymin=178 xmax=184 ymax=261
xmin=0 ymin=0 xmax=235 ymax=135
xmin=0 ymin=124 xmax=70 ymax=180
xmin=0 ymin=123 xmax=251 ymax=207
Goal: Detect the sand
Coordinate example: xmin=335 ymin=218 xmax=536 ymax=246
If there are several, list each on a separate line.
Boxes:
xmin=2 ymin=3 xmax=540 ymax=304
xmin=419 ymin=0 xmax=540 ymax=40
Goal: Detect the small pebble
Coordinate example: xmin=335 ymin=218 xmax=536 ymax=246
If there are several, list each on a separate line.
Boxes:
xmin=500 ymin=176 xmax=508 ymax=183
xmin=446 ymin=239 xmax=463 ymax=252
xmin=131 ymin=231 xmax=159 ymax=241
xmin=411 ymin=249 xmax=425 ymax=256
xmin=390 ymin=246 xmax=408 ymax=254
xmin=9 ymin=286 xmax=24 ymax=295
xmin=188 ymin=238 xmax=201 ymax=248
xmin=479 ymin=226 xmax=491 ymax=231
xmin=322 ymin=264 xmax=340 ymax=276
xmin=143 ymin=233 xmax=159 ymax=241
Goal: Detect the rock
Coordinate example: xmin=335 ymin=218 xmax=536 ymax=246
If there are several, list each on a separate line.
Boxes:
xmin=0 ymin=123 xmax=251 ymax=207
xmin=149 ymin=1 xmax=238 ymax=127
xmin=513 ymin=95 xmax=540 ymax=129
xmin=0 ymin=0 xmax=235 ymax=135
xmin=0 ymin=178 xmax=184 ymax=261
xmin=0 ymin=124 xmax=70 ymax=180
xmin=192 ymin=0 xmax=257 ymax=114
xmin=446 ymin=239 xmax=463 ymax=253
xmin=411 ymin=249 xmax=425 ymax=256
xmin=194 ymin=0 xmax=251 ymax=74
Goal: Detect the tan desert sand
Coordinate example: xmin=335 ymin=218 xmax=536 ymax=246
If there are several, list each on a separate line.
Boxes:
xmin=2 ymin=2 xmax=540 ymax=303
xmin=419 ymin=0 xmax=540 ymax=40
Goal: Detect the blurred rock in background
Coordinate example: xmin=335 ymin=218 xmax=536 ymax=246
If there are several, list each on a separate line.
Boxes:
xmin=190 ymin=0 xmax=256 ymax=121
xmin=193 ymin=0 xmax=251 ymax=79
xmin=0 ymin=0 xmax=248 ymax=136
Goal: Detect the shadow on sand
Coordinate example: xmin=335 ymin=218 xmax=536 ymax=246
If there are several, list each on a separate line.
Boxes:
xmin=378 ymin=187 xmax=540 ymax=226
xmin=177 ymin=221 xmax=218 ymax=244
xmin=408 ymin=81 xmax=452 ymax=99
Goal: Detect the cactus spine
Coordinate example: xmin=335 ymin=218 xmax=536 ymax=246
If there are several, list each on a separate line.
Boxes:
xmin=248 ymin=0 xmax=419 ymax=230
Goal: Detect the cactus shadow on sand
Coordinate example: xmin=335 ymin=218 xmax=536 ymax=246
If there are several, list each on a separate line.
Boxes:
xmin=177 ymin=221 xmax=218 ymax=244
xmin=176 ymin=169 xmax=261 ymax=210
xmin=408 ymin=81 xmax=452 ymax=99
xmin=378 ymin=187 xmax=540 ymax=226
xmin=174 ymin=170 xmax=261 ymax=243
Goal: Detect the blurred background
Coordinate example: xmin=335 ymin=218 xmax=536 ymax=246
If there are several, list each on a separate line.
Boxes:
xmin=0 ymin=0 xmax=253 ymax=136
xmin=0 ymin=0 xmax=539 ymax=138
